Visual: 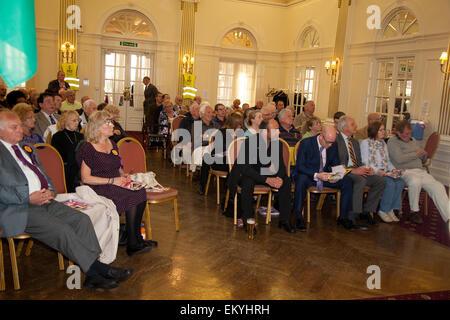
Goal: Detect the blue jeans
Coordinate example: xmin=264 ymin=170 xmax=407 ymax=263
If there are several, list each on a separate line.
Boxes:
xmin=379 ymin=176 xmax=405 ymax=212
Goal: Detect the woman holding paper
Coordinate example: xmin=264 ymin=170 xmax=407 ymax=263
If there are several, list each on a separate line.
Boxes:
xmin=360 ymin=121 xmax=405 ymax=223
xmin=77 ymin=110 xmax=155 ymax=256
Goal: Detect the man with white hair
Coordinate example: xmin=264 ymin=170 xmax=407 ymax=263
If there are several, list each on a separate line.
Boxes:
xmin=174 ymin=95 xmax=183 ymax=113
xmin=261 ymin=104 xmax=277 ymax=121
xmin=79 ymin=99 xmax=98 ymax=129
xmin=61 ymin=89 xmax=82 ymax=112
xmin=278 ymin=108 xmax=301 ymax=147
xmin=293 ymin=100 xmax=315 ymax=129
xmin=254 ymin=99 xmax=264 ymax=109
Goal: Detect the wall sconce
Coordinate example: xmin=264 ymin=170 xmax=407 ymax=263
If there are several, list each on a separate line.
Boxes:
xmin=182 ymin=54 xmax=194 ymax=74
xmin=325 ymin=58 xmax=340 ymax=85
xmin=61 ymin=41 xmax=75 ymax=64
xmin=440 ymin=51 xmax=449 ymax=74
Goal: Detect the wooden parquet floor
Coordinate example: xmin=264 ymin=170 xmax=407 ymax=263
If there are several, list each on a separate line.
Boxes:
xmin=1 ymin=150 xmax=450 ymax=299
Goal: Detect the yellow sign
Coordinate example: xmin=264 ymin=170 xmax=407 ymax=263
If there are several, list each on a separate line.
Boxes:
xmin=182 ymin=73 xmax=197 ymax=99
xmin=62 ymin=63 xmax=80 ymax=91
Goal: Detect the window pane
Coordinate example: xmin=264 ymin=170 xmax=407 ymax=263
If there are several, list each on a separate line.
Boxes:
xmin=115 ymin=67 xmax=125 ymax=81
xmin=105 ymin=67 xmax=114 ymax=80
xmin=104 ymin=80 xmax=113 ymax=93
xmin=105 ymin=53 xmax=115 ymax=66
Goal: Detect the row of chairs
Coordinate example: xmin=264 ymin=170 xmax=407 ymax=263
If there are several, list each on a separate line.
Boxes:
xmin=0 ymin=137 xmax=180 ymax=291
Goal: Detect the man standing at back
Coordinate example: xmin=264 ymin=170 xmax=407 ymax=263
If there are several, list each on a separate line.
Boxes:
xmin=143 ymin=76 xmax=158 ymax=131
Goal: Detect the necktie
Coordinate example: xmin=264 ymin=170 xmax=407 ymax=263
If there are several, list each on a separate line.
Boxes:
xmin=49 ymin=114 xmax=56 ymax=125
xmin=347 ymin=138 xmax=358 ymax=167
xmin=12 ymin=145 xmax=49 ymax=189
xmin=317 ymin=146 xmax=324 ymax=191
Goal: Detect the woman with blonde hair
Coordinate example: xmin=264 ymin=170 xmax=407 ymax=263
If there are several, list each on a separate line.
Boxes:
xmin=77 ymin=111 xmax=154 ymax=256
xmin=51 ymin=110 xmax=84 ymax=192
xmin=12 ymin=103 xmax=44 ymax=145
xmin=244 ymin=109 xmax=263 ymax=137
xmin=301 ymin=116 xmax=322 ymax=140
xmin=103 ymin=104 xmax=127 ymax=143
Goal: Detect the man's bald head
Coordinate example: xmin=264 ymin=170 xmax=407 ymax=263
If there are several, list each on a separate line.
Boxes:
xmin=0 ymin=110 xmax=23 ymax=144
xmin=367 ymin=113 xmax=382 ymax=124
xmin=319 ymin=125 xmax=337 ymax=149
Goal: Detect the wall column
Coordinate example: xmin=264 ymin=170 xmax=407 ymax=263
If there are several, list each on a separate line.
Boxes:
xmin=438 ymin=42 xmax=450 ymax=135
xmin=58 ymin=0 xmax=77 ymax=68
xmin=177 ymin=0 xmax=198 ymax=96
xmin=327 ymin=0 xmax=351 ymax=118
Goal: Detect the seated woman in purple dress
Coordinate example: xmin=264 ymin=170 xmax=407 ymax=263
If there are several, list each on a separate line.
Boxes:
xmin=77 ymin=110 xmax=154 ymax=256
xmin=12 ymin=103 xmax=44 ymax=145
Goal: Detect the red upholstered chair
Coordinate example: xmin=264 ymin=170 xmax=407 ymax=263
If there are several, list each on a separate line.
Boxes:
xmin=224 ymin=137 xmax=272 ymax=226
xmin=117 ymin=137 xmax=179 ymax=240
xmin=0 ymin=144 xmax=66 ymax=291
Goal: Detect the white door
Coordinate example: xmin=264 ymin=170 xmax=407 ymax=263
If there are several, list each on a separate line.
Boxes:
xmin=103 ymin=50 xmax=153 ymax=131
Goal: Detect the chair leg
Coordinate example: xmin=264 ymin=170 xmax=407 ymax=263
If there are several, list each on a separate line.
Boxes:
xmin=316 ymin=194 xmax=326 ymax=210
xmin=336 ymin=191 xmax=341 ymax=220
xmin=205 ymin=171 xmax=212 ymax=196
xmin=16 ymin=240 xmax=24 ymax=258
xmin=266 ymin=192 xmax=272 ymax=225
xmin=58 ymin=252 xmax=65 ymax=271
xmin=0 ymin=239 xmax=5 ymax=291
xmin=234 ymin=193 xmax=238 ymax=225
xmin=7 ymin=238 xmax=20 ymax=290
xmin=307 ymin=191 xmax=311 ymax=223
xmin=254 ymin=195 xmax=262 ymax=216
xmin=216 ymin=176 xmax=221 ymax=205
xmin=424 ymin=192 xmax=428 ymax=216
xmin=223 ymin=189 xmax=230 ymax=213
xmin=174 ymin=198 xmax=180 ymax=232
xmin=25 ymin=239 xmax=33 ymax=256
xmin=144 ymin=203 xmax=153 ymax=240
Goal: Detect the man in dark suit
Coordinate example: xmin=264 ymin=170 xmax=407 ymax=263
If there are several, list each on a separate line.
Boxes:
xmin=293 ymin=126 xmax=355 ymax=231
xmin=230 ymin=119 xmax=295 ymax=233
xmin=0 ymin=110 xmax=132 ymax=289
xmin=142 ymin=76 xmax=158 ymax=132
xmin=336 ymin=116 xmax=386 ymax=227
xmin=47 ymin=71 xmax=70 ymax=94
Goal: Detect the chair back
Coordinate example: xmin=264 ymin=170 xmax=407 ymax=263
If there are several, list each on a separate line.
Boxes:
xmin=279 ymin=138 xmax=291 ymax=176
xmin=424 ymin=132 xmax=440 ymax=160
xmin=171 ymin=115 xmax=185 ymax=134
xmin=226 ymin=137 xmax=247 ymax=172
xmin=34 ymin=143 xmax=67 ymax=194
xmin=293 ymin=139 xmax=301 ymax=165
xmin=117 ymin=137 xmax=147 ymax=174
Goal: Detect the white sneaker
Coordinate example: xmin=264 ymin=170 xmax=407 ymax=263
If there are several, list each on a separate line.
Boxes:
xmin=378 ymin=211 xmax=393 ymax=223
xmin=387 ymin=210 xmax=400 ymax=222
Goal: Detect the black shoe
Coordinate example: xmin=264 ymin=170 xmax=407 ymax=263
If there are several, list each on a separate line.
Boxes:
xmin=279 ymin=221 xmax=296 ymax=233
xmin=104 ymin=267 xmax=133 ymax=282
xmin=126 ymin=243 xmax=151 ymax=256
xmin=337 ymin=218 xmax=352 ymax=230
xmin=118 ymin=224 xmax=127 ymax=246
xmin=393 ymin=209 xmax=401 ymax=219
xmin=360 ymin=213 xmax=378 ymax=226
xmin=198 ymin=187 xmax=205 ymax=195
xmin=84 ymin=275 xmax=118 ymax=290
xmin=296 ymin=219 xmax=307 ymax=232
xmin=142 ymin=240 xmax=158 ymax=247
xmin=350 ymin=222 xmax=369 ymax=231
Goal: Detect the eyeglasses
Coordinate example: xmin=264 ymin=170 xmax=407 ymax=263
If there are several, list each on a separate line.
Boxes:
xmin=104 ymin=120 xmax=114 ymax=126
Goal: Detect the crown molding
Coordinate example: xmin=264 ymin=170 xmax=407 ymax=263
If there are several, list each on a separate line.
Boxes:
xmin=227 ymin=0 xmax=307 ymax=8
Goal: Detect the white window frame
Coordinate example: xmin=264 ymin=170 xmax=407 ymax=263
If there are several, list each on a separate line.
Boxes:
xmin=293 ymin=65 xmax=317 ymax=115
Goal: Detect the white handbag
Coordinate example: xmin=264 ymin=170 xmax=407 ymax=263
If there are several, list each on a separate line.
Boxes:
xmin=143 ymin=171 xmax=164 ymax=189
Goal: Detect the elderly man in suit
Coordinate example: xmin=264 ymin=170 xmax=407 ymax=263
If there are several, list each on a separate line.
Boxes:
xmin=336 ymin=116 xmax=386 ymax=227
xmin=293 ymin=126 xmax=355 ymax=231
xmin=34 ymin=92 xmax=61 ymax=138
xmin=0 ymin=110 xmax=132 ymax=289
xmin=79 ymin=99 xmax=98 ymax=129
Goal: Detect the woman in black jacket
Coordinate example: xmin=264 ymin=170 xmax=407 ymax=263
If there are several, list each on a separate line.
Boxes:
xmin=51 ymin=110 xmax=84 ymax=192
xmin=104 ymin=104 xmax=127 ymax=143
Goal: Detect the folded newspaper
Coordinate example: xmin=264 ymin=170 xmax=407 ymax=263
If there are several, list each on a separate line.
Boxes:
xmin=328 ymin=165 xmax=352 ymax=182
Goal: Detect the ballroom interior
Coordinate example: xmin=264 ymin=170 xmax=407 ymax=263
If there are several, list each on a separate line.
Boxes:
xmin=0 ymin=0 xmax=449 ymax=300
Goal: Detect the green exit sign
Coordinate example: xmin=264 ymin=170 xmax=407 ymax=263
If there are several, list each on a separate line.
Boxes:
xmin=120 ymin=41 xmax=138 ymax=47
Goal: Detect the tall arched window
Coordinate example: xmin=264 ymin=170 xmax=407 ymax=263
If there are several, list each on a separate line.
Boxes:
xmin=221 ymin=28 xmax=255 ymax=49
xmin=103 ymin=10 xmax=155 ymax=38
xmin=382 ymin=8 xmax=419 ymax=39
xmin=299 ymin=26 xmax=320 ymax=49
xmin=217 ymin=28 xmax=257 ymax=107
